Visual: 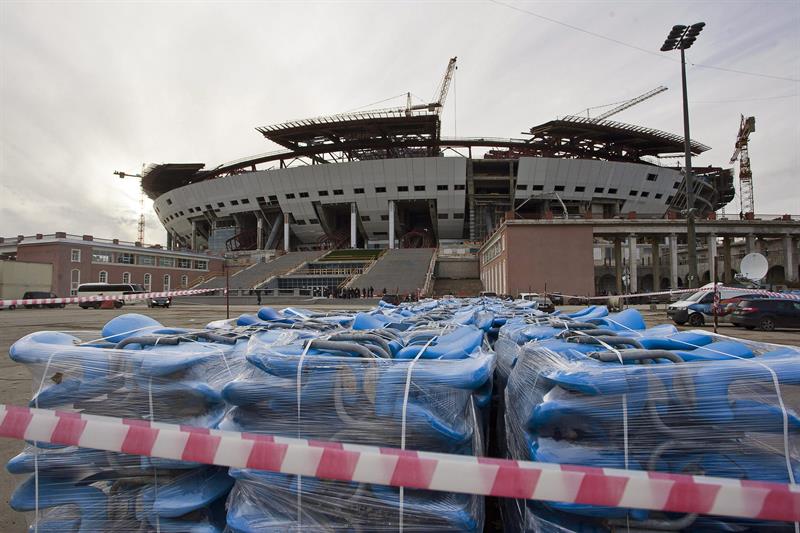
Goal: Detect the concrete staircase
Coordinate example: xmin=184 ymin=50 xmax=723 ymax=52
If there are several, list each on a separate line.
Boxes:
xmin=432 ymin=278 xmax=484 ymax=297
xmin=196 ymin=251 xmax=325 ymax=290
xmin=349 ymin=248 xmax=435 ymax=295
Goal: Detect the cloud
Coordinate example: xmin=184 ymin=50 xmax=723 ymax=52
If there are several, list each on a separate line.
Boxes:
xmin=1 ymin=0 xmax=798 ymax=244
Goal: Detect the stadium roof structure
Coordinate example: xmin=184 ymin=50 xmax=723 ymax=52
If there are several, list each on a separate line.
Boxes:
xmin=485 ymin=115 xmax=710 ymax=162
xmin=140 ymin=111 xmax=715 ymax=199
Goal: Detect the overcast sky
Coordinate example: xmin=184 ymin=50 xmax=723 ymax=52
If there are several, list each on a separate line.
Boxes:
xmin=1 ymin=0 xmax=798 ymax=245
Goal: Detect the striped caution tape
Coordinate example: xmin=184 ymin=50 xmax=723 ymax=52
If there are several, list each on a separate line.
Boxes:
xmin=556 ymin=285 xmax=800 ymax=302
xmin=0 ymin=288 xmax=217 ymax=309
xmin=0 ymin=404 xmax=797 ymax=522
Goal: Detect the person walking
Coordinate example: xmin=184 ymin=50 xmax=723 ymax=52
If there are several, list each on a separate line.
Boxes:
xmin=256 ymin=290 xmax=262 ymax=306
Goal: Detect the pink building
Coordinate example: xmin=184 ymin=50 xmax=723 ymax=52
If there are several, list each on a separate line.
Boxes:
xmin=0 ymin=233 xmax=223 ymax=297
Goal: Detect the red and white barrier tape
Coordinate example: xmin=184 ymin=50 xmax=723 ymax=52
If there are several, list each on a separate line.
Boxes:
xmin=556 ymin=285 xmax=800 ymax=302
xmin=0 ymin=288 xmax=217 ymax=309
xmin=0 ymin=404 xmax=797 ymax=522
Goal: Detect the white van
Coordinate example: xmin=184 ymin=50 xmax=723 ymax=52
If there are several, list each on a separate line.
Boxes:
xmin=666 ymin=283 xmax=753 ymax=326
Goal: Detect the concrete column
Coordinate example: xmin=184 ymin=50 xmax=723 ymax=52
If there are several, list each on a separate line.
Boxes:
xmin=723 ymin=237 xmax=732 ymax=283
xmin=785 ymin=234 xmax=797 ymax=282
xmin=628 ymin=234 xmax=638 ymax=293
xmin=745 ymin=233 xmax=756 ymax=254
xmin=651 ymin=237 xmax=661 ymax=292
xmin=166 ymin=232 xmax=173 ymax=251
xmin=707 ymin=234 xmax=718 ymax=281
xmin=388 ymin=200 xmax=396 ymax=249
xmin=190 ymin=220 xmax=197 ymax=251
xmin=614 ymin=238 xmax=623 ymax=294
xmin=283 ymin=218 xmax=290 ymax=252
xmin=256 ymin=216 xmax=264 ymax=251
xmin=350 ymin=203 xmax=357 ymax=249
xmin=669 ymin=233 xmax=679 ymax=289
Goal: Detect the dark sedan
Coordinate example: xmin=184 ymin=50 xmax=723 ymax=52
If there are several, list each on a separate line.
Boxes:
xmin=730 ymin=298 xmax=800 ymax=331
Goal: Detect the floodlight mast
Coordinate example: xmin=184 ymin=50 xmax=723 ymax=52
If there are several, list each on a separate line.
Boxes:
xmin=661 ymin=22 xmax=705 ymax=289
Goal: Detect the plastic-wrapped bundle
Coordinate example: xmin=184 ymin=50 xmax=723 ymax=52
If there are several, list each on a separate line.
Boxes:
xmin=6 ymin=313 xmax=246 ymax=532
xmin=503 ymin=318 xmax=800 ymax=532
xmin=221 ymin=322 xmax=494 ymax=531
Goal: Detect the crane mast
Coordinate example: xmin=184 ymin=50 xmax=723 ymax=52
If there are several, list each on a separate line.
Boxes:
xmin=730 ymin=115 xmax=756 ymax=217
xmin=114 ymin=169 xmax=146 ymax=243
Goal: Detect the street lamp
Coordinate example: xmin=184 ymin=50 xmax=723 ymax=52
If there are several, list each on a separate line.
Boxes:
xmin=661 ymin=22 xmax=705 ymax=288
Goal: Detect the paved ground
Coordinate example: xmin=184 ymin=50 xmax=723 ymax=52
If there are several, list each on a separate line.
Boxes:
xmin=0 ymin=301 xmax=797 ymax=530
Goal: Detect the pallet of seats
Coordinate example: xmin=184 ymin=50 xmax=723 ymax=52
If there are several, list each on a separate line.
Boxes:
xmin=501 ymin=308 xmax=800 ymax=532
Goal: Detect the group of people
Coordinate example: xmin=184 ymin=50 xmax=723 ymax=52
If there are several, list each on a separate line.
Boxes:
xmin=324 ymin=286 xmax=376 ymax=299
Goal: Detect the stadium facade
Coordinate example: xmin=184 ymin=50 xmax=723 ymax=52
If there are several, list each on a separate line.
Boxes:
xmin=143 ymin=107 xmax=734 ymax=253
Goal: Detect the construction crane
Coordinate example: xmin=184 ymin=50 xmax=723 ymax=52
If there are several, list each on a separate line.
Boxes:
xmin=730 ymin=115 xmax=756 ymax=218
xmin=404 ymin=57 xmax=457 ymax=116
xmin=576 ymin=86 xmax=668 ymax=121
xmin=114 ymin=168 xmax=146 ymax=243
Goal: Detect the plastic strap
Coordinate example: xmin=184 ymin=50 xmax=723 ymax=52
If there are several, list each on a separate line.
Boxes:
xmin=399 ymin=337 xmax=436 ymax=533
xmin=295 ymin=338 xmax=314 ymax=527
xmin=147 ymin=376 xmax=161 ymax=533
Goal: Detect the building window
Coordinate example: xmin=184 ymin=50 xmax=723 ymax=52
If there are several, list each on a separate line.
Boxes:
xmin=360 ymin=215 xmax=370 ymax=222
xmin=641 ymin=191 xmax=650 ymax=197
xmin=629 ymin=190 xmax=638 ymax=196
xmin=306 ymin=218 xmax=318 ymax=225
xmin=117 ymin=253 xmax=134 ymax=265
xmin=354 ymin=187 xmax=365 ymax=194
xmin=438 ymin=213 xmax=449 ymax=219
xmin=673 ymin=181 xmax=681 ymax=189
xmin=438 ymin=184 xmax=449 ymax=191
xmin=205 ymin=204 xmax=213 ymax=211
xmin=143 ymin=273 xmax=152 ymax=291
xmin=70 ymin=269 xmax=80 ymax=296
xmin=217 ymin=202 xmax=225 ymax=208
xmin=92 ymin=250 xmax=112 ymax=263
xmin=122 ymin=272 xmax=131 ymax=284
xmin=138 ymin=255 xmax=155 ymax=266
xmin=333 ymin=189 xmax=344 ymax=196
xmin=188 ymin=208 xmax=195 ymax=213
xmin=99 ymin=271 xmax=108 ymax=283
xmin=608 ymin=188 xmax=618 ymax=194
xmin=655 ymin=193 xmax=663 ymax=199
xmin=285 ymin=193 xmax=295 ymax=199
xmin=318 ymin=190 xmax=329 ymax=196
xmin=646 ymin=173 xmax=658 ymax=181
xmin=194 ymin=260 xmax=208 ymax=270
xmin=268 ymin=195 xmax=278 ymax=202
xmin=163 ymin=274 xmax=171 ymax=292
xmin=375 ymin=186 xmax=386 ymax=193
xmin=454 ymin=184 xmax=466 ymax=191
xmin=166 ymin=199 xmax=173 ymax=205
xmin=414 ymin=185 xmax=425 ymax=191
xmin=380 ymin=214 xmax=389 ymax=221
xmin=181 ymin=274 xmax=188 ymax=288
xmin=178 ymin=211 xmax=184 ymax=216
xmin=594 ymin=187 xmax=604 ymax=193
xmin=575 ymin=186 xmax=586 ymax=192
xmin=554 ymin=185 xmax=565 ymax=192
xmin=230 ymin=200 xmax=239 ymax=206
xmin=666 ymin=195 xmax=674 ymax=204
xmin=295 ymin=219 xmax=306 ymax=225
xmin=71 ymin=249 xmax=81 ymax=262
xmin=397 ymin=186 xmax=408 ymax=192
xmin=516 ymin=184 xmax=527 ymax=191
xmin=453 ymin=213 xmax=465 ymax=219
xmin=299 ymin=192 xmax=309 ymax=198
xmin=532 ymin=184 xmax=543 ymax=191
xmin=158 ymin=257 xmax=174 ymax=267
xmin=177 ymin=258 xmax=191 ymax=268
xmin=241 ymin=198 xmax=250 ymax=204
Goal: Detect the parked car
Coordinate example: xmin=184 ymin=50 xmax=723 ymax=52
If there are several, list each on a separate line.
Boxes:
xmin=22 ymin=291 xmax=65 ymax=309
xmin=147 ymin=295 xmax=172 ymax=308
xmin=518 ymin=293 xmax=555 ymax=313
xmin=549 ymin=292 xmax=564 ymax=305
xmin=730 ymin=298 xmax=800 ymax=331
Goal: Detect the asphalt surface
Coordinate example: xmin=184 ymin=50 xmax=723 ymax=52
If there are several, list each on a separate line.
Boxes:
xmin=0 ymin=301 xmax=797 ymax=531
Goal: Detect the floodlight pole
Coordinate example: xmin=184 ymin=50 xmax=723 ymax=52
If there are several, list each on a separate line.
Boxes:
xmin=679 ymin=47 xmax=699 ymax=288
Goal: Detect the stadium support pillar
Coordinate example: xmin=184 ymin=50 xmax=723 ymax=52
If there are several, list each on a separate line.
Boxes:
xmin=651 ymin=237 xmax=661 ymax=292
xmin=723 ymin=237 xmax=732 ymax=283
xmin=707 ymin=234 xmax=717 ymax=281
xmin=166 ymin=232 xmax=173 ymax=251
xmin=669 ymin=233 xmax=679 ymax=289
xmin=256 ymin=216 xmax=264 ymax=251
xmin=283 ymin=218 xmax=290 ymax=252
xmin=745 ymin=233 xmax=755 ymax=254
xmin=785 ymin=235 xmax=797 ymax=282
xmin=190 ymin=220 xmax=197 ymax=251
xmin=350 ymin=203 xmax=357 ymax=249
xmin=388 ymin=200 xmax=396 ymax=249
xmin=628 ymin=234 xmax=638 ymax=294
xmin=614 ymin=238 xmax=623 ymax=294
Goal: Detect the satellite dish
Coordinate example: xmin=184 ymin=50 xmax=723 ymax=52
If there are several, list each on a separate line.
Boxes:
xmin=739 ymin=252 xmax=769 ymax=281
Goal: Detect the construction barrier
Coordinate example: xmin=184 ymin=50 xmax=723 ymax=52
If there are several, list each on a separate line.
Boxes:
xmin=0 ymin=287 xmax=216 ymax=309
